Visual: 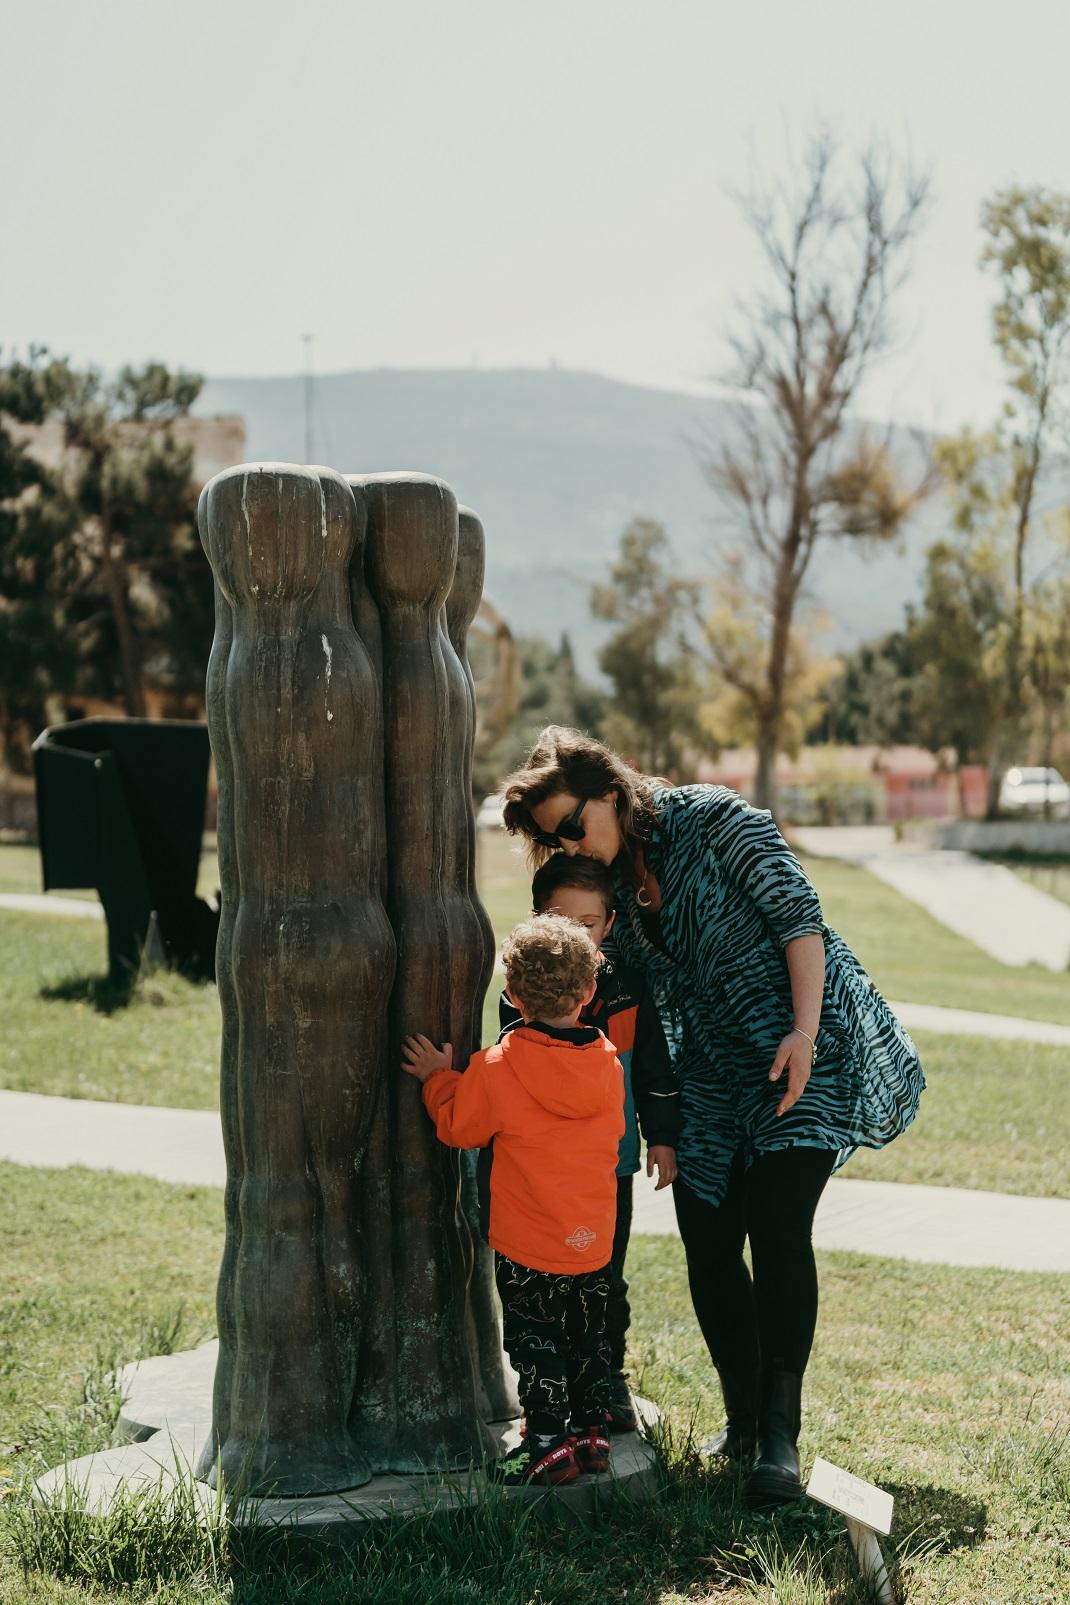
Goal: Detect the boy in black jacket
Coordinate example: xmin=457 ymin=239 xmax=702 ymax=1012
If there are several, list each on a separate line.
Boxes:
xmin=498 ymin=854 xmax=680 ymax=1431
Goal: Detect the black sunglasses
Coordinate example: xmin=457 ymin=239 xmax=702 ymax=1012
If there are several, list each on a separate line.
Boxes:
xmin=530 ymin=796 xmax=589 ymax=850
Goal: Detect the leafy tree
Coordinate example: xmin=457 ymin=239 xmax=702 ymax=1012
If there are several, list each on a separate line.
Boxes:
xmin=928 ymin=188 xmax=1070 ymax=808
xmin=814 ymin=629 xmax=916 ymax=748
xmin=981 ymin=186 xmax=1070 ymax=718
xmin=1 ymin=352 xmax=208 ymax=764
xmin=589 ymin=518 xmax=704 ymax=775
xmin=706 ymin=133 xmax=929 ymax=815
xmin=1026 ymin=578 xmax=1070 ymax=803
xmin=907 ymin=534 xmax=1009 ymax=780
xmin=700 ymin=559 xmax=840 ymax=755
xmin=472 ymin=630 xmax=605 ymax=799
xmin=55 ymin=361 xmax=207 ymax=717
xmin=0 ymin=347 xmax=81 ymax=766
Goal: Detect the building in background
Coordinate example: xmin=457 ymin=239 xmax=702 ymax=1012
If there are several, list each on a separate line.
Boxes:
xmin=695 ymin=746 xmax=988 ymax=825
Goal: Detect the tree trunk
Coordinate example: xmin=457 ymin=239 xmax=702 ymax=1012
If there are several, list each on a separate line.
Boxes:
xmin=754 ymin=725 xmax=779 ymax=816
xmin=985 ymin=753 xmax=1003 ymax=821
xmin=1006 ymin=438 xmax=1040 ymax=749
xmin=755 ymin=548 xmax=797 ymax=817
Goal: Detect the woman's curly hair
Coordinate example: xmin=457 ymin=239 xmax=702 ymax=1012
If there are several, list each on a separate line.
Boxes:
xmin=500 ymin=912 xmax=599 ymax=1021
xmin=499 ymin=725 xmax=663 ymax=886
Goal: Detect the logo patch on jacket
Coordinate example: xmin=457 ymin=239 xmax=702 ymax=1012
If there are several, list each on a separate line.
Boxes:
xmin=565 ymin=1226 xmax=597 ymax=1252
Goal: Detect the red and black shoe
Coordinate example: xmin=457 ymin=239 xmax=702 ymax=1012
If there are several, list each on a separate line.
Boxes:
xmin=487 ymin=1434 xmax=579 ymax=1487
xmin=572 ymin=1419 xmax=611 ymax=1475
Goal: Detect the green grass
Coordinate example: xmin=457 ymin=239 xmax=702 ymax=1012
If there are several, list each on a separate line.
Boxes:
xmin=1 ymin=1162 xmax=1068 ymax=1603
xmin=6 ymin=841 xmax=1070 ymax=1199
xmin=0 ymin=1164 xmax=219 ymax=1457
xmin=480 ymin=830 xmax=1070 ymax=1026
xmin=0 ymin=913 xmax=221 ymax=1108
xmin=0 ymin=842 xmax=220 ymax=903
xmin=0 ymin=844 xmax=95 ymax=901
xmin=845 ymin=1030 xmax=1070 ymax=1198
xmin=803 ymin=853 xmax=1070 ymax=1024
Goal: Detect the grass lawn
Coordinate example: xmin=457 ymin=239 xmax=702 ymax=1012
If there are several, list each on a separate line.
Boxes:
xmin=0 ymin=912 xmax=220 ymax=1109
xmin=800 ymin=853 xmax=1070 ymax=1025
xmin=5 ymin=846 xmax=1070 ymax=1205
xmin=846 ymin=1028 xmax=1070 ymax=1198
xmin=0 ymin=842 xmax=220 ymax=903
xmin=479 ymin=830 xmax=1070 ymax=1027
xmin=2 ymin=1162 xmax=1068 ymax=1604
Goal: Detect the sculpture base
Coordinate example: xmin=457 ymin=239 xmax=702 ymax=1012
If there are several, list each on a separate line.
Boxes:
xmin=34 ymin=1342 xmax=661 ymax=1530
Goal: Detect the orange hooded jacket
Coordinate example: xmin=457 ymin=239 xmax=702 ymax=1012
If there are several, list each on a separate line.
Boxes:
xmin=422 ymin=1024 xmax=624 ymax=1275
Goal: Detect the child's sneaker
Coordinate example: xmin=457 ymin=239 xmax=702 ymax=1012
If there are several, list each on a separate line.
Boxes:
xmin=604 ymin=1374 xmax=639 ymax=1435
xmin=487 ymin=1434 xmax=579 ymax=1487
xmin=572 ymin=1420 xmax=611 ymax=1475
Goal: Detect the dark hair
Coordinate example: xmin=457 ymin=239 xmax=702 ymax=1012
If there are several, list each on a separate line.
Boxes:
xmin=500 ymin=726 xmax=662 ymax=886
xmin=531 ymin=853 xmax=615 ymax=915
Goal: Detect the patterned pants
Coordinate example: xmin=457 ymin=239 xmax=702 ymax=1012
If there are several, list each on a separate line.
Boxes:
xmin=495 ymin=1254 xmax=612 ymax=1437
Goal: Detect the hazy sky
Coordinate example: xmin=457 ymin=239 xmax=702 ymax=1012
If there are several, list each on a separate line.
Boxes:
xmin=3 ymin=0 xmax=1068 ymax=429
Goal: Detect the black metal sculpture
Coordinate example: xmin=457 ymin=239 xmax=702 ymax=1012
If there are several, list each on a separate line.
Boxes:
xmin=33 ymin=717 xmax=219 ymax=982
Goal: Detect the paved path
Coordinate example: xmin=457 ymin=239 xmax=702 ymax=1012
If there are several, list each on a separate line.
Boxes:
xmin=631 ymin=1173 xmax=1070 ymax=1273
xmin=888 ymin=999 xmax=1070 ymax=1046
xmin=0 ymin=1089 xmax=224 ymax=1188
xmin=0 ymin=891 xmax=102 ymax=919
xmin=2 ymin=1087 xmax=1068 ymax=1274
xmin=794 ymin=825 xmax=1070 ymax=971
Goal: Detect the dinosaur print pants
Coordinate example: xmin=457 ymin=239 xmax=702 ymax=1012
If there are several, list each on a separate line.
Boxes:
xmin=494 ymin=1254 xmax=612 ymax=1437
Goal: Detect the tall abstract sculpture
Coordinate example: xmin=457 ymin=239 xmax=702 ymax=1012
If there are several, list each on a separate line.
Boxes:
xmin=197 ymin=462 xmax=510 ymax=1496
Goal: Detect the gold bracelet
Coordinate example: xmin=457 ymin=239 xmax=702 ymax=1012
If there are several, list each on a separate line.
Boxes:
xmin=792 ymin=1027 xmax=817 ymax=1057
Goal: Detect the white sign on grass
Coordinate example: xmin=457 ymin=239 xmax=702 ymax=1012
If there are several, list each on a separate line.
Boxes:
xmin=806 ymin=1456 xmax=894 ymax=1535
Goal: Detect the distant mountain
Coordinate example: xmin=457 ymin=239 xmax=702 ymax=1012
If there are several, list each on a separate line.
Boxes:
xmin=196 ymin=366 xmax=940 ymax=676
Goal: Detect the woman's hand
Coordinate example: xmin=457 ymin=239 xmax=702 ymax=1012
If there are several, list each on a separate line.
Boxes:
xmin=646 ymin=1145 xmax=678 ymax=1190
xmin=401 ymin=1034 xmax=453 ymax=1084
xmin=768 ymin=1030 xmax=814 ymax=1118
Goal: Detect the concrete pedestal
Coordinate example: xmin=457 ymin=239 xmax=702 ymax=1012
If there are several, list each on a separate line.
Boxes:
xmin=35 ymin=1341 xmax=661 ymax=1531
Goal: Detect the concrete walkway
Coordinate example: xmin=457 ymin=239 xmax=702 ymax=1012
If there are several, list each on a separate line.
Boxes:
xmin=794 ymin=825 xmax=1070 ymax=971
xmin=2 ymin=1087 xmax=1068 ymax=1274
xmin=888 ymin=999 xmax=1070 ymax=1046
xmin=0 ymin=891 xmax=102 ymax=919
xmin=631 ymin=1173 xmax=1070 ymax=1274
xmin=0 ymin=1089 xmax=225 ymax=1188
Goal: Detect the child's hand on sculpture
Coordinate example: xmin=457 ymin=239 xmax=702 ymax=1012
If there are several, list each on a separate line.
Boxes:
xmin=401 ymin=1034 xmax=453 ymax=1083
xmin=646 ymin=1144 xmax=678 ymax=1191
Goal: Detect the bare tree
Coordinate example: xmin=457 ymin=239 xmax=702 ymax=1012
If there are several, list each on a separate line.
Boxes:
xmin=706 ymin=133 xmax=929 ymax=815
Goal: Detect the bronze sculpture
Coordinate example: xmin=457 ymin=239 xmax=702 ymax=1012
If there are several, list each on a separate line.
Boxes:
xmin=198 ymin=462 xmax=509 ymax=1495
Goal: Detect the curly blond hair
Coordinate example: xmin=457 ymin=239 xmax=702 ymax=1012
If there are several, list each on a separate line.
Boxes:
xmin=501 ymin=912 xmax=599 ymax=1021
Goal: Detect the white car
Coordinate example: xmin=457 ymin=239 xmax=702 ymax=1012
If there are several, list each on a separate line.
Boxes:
xmin=998 ymin=767 xmax=1070 ymax=818
xmin=476 ymin=793 xmax=507 ymax=829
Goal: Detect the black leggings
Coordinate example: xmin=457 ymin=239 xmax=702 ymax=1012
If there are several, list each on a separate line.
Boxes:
xmin=672 ymin=1147 xmax=836 ymax=1379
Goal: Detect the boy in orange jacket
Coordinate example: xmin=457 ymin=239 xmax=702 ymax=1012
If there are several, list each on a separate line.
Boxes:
xmin=402 ymin=912 xmax=624 ymax=1487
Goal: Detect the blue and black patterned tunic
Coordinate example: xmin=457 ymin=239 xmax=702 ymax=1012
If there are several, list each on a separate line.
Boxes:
xmin=609 ymin=784 xmax=925 ymax=1207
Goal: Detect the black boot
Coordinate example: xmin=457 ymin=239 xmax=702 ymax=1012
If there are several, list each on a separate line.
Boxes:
xmin=700 ymin=1367 xmax=759 ymax=1462
xmin=745 ymin=1370 xmax=803 ymax=1507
